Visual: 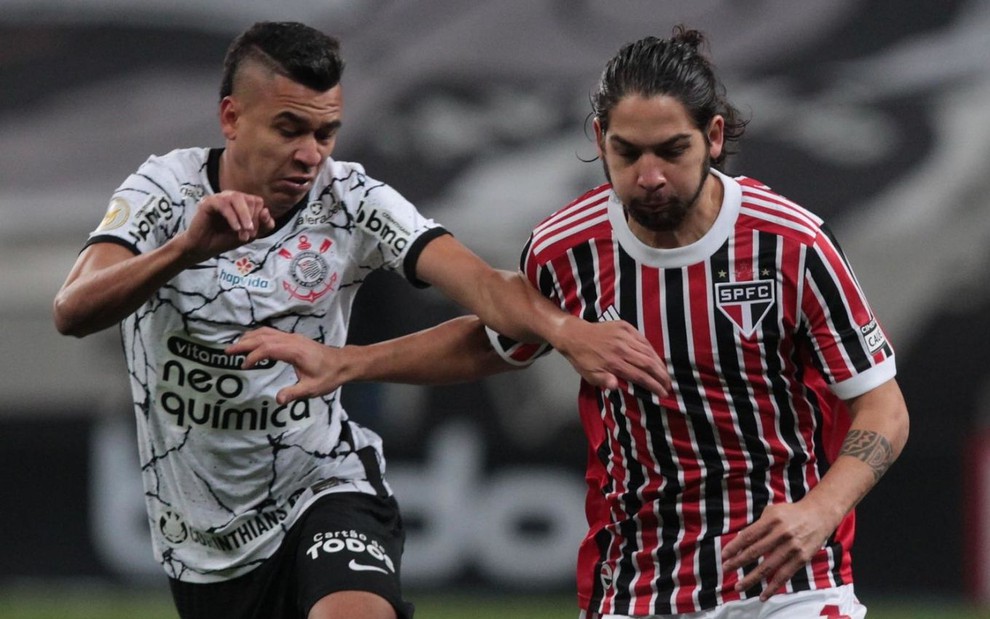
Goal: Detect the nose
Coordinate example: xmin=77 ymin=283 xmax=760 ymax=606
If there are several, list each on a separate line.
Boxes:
xmin=637 ymin=155 xmax=666 ymax=192
xmin=294 ymin=138 xmax=324 ymax=169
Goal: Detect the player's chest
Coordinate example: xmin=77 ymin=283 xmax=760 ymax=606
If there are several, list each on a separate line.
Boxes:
xmin=570 ymin=252 xmax=800 ymax=345
xmin=169 ymin=228 xmax=355 ymax=318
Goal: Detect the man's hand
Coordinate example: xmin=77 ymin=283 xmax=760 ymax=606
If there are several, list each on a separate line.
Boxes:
xmin=720 ymin=500 xmax=838 ymax=600
xmin=226 ymin=327 xmax=349 ymax=404
xmin=181 ymin=191 xmax=276 ymax=263
xmin=554 ymin=318 xmax=670 ymax=398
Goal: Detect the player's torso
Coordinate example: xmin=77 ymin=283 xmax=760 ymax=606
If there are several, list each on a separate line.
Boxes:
xmin=107 ymin=150 xmax=406 ymax=579
xmin=555 ymin=182 xmax=853 ymax=615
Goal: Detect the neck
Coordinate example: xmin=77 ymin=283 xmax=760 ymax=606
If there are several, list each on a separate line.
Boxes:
xmin=217 ymin=149 xmax=241 ymax=194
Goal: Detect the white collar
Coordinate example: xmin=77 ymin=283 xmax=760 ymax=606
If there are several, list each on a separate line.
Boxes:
xmin=607 ymin=168 xmax=741 ymax=269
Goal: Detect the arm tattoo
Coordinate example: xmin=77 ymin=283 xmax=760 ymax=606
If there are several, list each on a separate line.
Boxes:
xmin=839 ymin=429 xmax=895 ymax=483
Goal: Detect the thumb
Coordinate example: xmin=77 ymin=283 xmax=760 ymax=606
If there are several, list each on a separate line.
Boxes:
xmin=592 ymin=371 xmax=619 ymax=391
xmin=276 ymin=384 xmax=310 ymax=405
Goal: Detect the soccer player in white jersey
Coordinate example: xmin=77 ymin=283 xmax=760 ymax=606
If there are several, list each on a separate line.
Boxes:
xmin=229 ymin=26 xmax=910 ymax=619
xmin=52 ymin=21 xmax=670 ymax=619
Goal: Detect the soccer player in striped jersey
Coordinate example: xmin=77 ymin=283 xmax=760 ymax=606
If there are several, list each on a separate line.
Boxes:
xmin=229 ymin=26 xmax=909 ymax=619
xmin=53 ymin=21 xmax=668 ymax=619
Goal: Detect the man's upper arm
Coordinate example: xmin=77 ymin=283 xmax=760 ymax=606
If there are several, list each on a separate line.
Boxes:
xmin=414 ymin=233 xmax=488 ymax=281
xmin=413 ymin=233 xmax=497 ymax=306
xmin=60 ymin=242 xmax=139 ymax=291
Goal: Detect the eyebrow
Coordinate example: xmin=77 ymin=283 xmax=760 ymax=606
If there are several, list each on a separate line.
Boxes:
xmin=273 ymin=111 xmax=342 ymax=134
xmin=609 ymin=132 xmax=692 ymax=150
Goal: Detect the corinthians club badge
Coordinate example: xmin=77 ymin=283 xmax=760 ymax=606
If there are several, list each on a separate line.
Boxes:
xmin=278 ymin=235 xmax=338 ymax=303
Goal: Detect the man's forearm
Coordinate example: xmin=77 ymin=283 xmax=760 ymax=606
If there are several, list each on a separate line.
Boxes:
xmin=801 ymin=378 xmax=909 ymax=524
xmin=344 ymin=315 xmax=514 ymax=385
xmin=54 ymin=239 xmax=196 ymax=337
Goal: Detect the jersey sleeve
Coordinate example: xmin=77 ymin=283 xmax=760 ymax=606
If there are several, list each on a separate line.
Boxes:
xmin=85 ymin=154 xmax=186 ymax=254
xmin=800 ymin=223 xmax=896 ymax=400
xmin=349 ymin=174 xmax=448 ymax=288
xmin=483 ymin=234 xmax=553 ymax=366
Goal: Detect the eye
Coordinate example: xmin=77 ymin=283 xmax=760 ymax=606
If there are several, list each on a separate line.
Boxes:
xmin=276 ymin=125 xmax=304 ymax=139
xmin=315 ymin=127 xmax=337 ymax=143
xmin=615 ymin=147 xmax=639 ymax=162
xmin=659 ymin=143 xmax=690 ymax=160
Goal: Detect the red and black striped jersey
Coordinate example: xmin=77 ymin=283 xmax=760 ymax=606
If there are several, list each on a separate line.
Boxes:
xmin=486 ymin=170 xmax=896 ymax=615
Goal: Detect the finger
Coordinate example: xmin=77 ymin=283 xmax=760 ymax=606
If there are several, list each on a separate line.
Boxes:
xmin=258 ymin=206 xmax=276 ymax=231
xmin=585 ymin=370 xmax=619 ymax=391
xmin=246 ymin=197 xmax=272 ymax=229
xmin=277 ymin=380 xmax=320 ymax=405
xmin=225 ymin=336 xmax=258 ymax=356
xmin=276 ymin=385 xmax=308 ymax=405
xmin=239 ymin=347 xmax=273 ymax=369
xmin=616 ymin=365 xmax=667 ymax=398
xmin=232 ymin=194 xmax=261 ymax=233
xmin=732 ymin=567 xmax=763 ymax=594
xmin=206 ymin=194 xmax=248 ymax=233
xmin=611 ymin=332 xmax=670 ymax=394
xmin=760 ymin=572 xmax=788 ymax=601
xmin=225 ymin=329 xmax=274 ymax=356
xmin=752 ymin=559 xmax=790 ymax=600
xmin=622 ymin=354 xmax=670 ymax=396
xmin=734 ymin=539 xmax=802 ymax=595
xmin=215 ymin=193 xmax=263 ymax=241
xmin=722 ymin=529 xmax=772 ymax=570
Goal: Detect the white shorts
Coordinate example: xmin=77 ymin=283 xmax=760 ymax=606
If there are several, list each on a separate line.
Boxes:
xmin=579 ymin=584 xmax=866 ymax=619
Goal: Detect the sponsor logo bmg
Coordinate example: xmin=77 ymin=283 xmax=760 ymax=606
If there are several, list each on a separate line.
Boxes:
xmin=355 ymin=207 xmax=410 ymax=253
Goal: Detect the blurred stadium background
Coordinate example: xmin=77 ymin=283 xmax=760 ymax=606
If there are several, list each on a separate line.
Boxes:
xmin=2 ymin=0 xmax=990 ymax=617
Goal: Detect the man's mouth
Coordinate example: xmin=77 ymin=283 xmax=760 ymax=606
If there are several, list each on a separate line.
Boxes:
xmin=281 ymin=176 xmax=313 ymax=191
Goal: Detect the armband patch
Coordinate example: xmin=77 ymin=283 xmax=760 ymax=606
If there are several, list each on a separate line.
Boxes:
xmin=97 ymin=197 xmax=130 ymax=231
xmin=860 ymin=318 xmax=887 ymax=354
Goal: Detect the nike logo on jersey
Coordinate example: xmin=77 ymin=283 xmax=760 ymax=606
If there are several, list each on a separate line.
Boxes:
xmin=348 ymin=559 xmax=389 ymax=574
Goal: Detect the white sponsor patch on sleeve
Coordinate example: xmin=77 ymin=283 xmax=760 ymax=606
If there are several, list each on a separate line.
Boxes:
xmin=860 ymin=318 xmax=887 ymax=354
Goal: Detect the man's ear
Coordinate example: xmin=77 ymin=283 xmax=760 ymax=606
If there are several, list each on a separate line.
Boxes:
xmin=707 ymin=115 xmax=725 ymax=162
xmin=219 ymin=96 xmax=238 ymax=140
xmin=593 ymin=117 xmax=606 ymax=158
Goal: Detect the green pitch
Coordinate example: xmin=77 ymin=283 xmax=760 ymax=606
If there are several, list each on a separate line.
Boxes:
xmin=0 ymin=587 xmax=985 ymax=619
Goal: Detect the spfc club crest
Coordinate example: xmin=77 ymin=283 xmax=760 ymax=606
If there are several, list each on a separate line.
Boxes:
xmin=715 ymin=280 xmax=775 ymax=337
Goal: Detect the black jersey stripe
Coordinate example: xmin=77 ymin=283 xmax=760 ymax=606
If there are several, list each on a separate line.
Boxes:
xmin=804 ymin=243 xmax=873 ymax=374
xmin=610 ymin=246 xmax=648 ymax=614
xmin=709 ymin=240 xmax=770 ymax=592
xmin=641 ymin=396 xmax=681 ymax=614
xmin=662 ymin=266 xmax=725 ymax=607
xmin=572 ymin=242 xmax=601 ymax=322
xmin=758 ymin=232 xmax=811 ymax=505
xmin=710 ymin=239 xmax=771 ymax=508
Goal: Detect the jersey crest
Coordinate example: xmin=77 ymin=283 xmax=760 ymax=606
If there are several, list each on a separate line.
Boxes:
xmin=715 ymin=279 xmax=776 ymax=337
xmin=278 ymin=235 xmax=338 ymax=303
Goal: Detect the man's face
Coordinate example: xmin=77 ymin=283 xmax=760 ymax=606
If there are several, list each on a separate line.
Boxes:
xmin=220 ymin=65 xmax=343 ymax=214
xmin=595 ymin=94 xmax=722 ymax=232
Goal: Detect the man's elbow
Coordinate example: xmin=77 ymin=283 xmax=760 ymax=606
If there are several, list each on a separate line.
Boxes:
xmin=893 ymin=399 xmax=910 ymax=458
xmin=52 ymin=294 xmax=94 ymax=338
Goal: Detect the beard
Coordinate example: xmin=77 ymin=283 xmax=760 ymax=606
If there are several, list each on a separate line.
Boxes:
xmin=603 ymin=157 xmax=711 ymax=232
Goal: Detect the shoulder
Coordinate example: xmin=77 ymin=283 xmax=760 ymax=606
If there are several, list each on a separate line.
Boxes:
xmin=732 ymin=175 xmax=827 ymax=246
xmin=313 ymin=158 xmax=407 ymax=207
xmin=317 ymin=158 xmax=368 ymax=184
xmin=137 ymin=147 xmax=209 ymax=176
xmin=125 ymin=147 xmax=209 ymax=195
xmin=527 ymin=183 xmax=613 ymax=262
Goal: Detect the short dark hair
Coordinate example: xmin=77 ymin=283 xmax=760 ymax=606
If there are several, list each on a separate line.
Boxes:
xmin=219 ymin=21 xmax=345 ymax=100
xmin=592 ymin=26 xmax=746 ymax=165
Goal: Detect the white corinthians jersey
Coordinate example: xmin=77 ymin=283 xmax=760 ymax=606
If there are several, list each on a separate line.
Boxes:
xmin=86 ymin=148 xmax=446 ymax=582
